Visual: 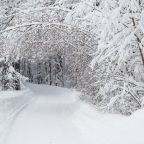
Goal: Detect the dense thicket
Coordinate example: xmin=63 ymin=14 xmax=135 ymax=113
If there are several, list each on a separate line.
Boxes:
xmin=0 ymin=0 xmax=144 ymax=115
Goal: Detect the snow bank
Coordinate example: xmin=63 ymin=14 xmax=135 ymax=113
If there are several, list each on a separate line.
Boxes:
xmin=0 ymin=87 xmax=33 ymax=144
xmin=74 ymin=102 xmax=144 ymax=144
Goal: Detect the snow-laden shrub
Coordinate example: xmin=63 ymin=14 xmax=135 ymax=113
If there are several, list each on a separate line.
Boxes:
xmin=0 ymin=57 xmax=21 ymax=91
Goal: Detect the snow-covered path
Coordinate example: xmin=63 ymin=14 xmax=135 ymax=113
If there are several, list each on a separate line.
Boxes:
xmin=0 ymin=83 xmax=144 ymax=144
xmin=6 ymin=84 xmax=85 ymax=144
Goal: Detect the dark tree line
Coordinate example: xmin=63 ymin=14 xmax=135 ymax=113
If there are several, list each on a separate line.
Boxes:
xmin=12 ymin=52 xmax=65 ymax=87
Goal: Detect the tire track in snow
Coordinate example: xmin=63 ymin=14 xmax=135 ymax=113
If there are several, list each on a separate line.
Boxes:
xmin=0 ymin=89 xmax=34 ymax=144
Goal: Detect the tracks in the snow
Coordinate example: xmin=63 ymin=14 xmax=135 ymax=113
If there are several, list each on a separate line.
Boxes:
xmin=0 ymin=89 xmax=34 ymax=144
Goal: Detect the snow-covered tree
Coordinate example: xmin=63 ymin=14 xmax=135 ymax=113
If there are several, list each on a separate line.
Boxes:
xmin=79 ymin=0 xmax=144 ymax=115
xmin=0 ymin=57 xmax=21 ymax=91
xmin=1 ymin=0 xmax=144 ymax=115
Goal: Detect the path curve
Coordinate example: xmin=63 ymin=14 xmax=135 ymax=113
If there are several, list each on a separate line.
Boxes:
xmin=6 ymin=84 xmax=88 ymax=144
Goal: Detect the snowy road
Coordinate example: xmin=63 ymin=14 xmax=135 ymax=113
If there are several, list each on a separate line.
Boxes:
xmin=0 ymin=88 xmax=34 ymax=144
xmin=6 ymin=84 xmax=86 ymax=144
xmin=0 ymin=83 xmax=144 ymax=144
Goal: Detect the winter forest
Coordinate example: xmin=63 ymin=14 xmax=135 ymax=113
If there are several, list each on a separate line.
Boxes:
xmin=0 ymin=0 xmax=144 ymax=144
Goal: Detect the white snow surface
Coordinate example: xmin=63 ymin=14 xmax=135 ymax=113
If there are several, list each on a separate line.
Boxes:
xmin=0 ymin=83 xmax=144 ymax=144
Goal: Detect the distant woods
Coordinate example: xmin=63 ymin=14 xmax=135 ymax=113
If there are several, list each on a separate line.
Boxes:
xmin=12 ymin=51 xmax=92 ymax=88
xmin=12 ymin=54 xmax=65 ymax=87
xmin=0 ymin=24 xmax=96 ymax=90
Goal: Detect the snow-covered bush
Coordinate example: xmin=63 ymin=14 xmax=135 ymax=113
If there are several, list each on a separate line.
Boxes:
xmin=0 ymin=57 xmax=21 ymax=91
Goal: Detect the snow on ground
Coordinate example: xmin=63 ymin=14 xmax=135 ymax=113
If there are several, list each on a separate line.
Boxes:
xmin=0 ymin=83 xmax=144 ymax=144
xmin=0 ymin=87 xmax=34 ymax=144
